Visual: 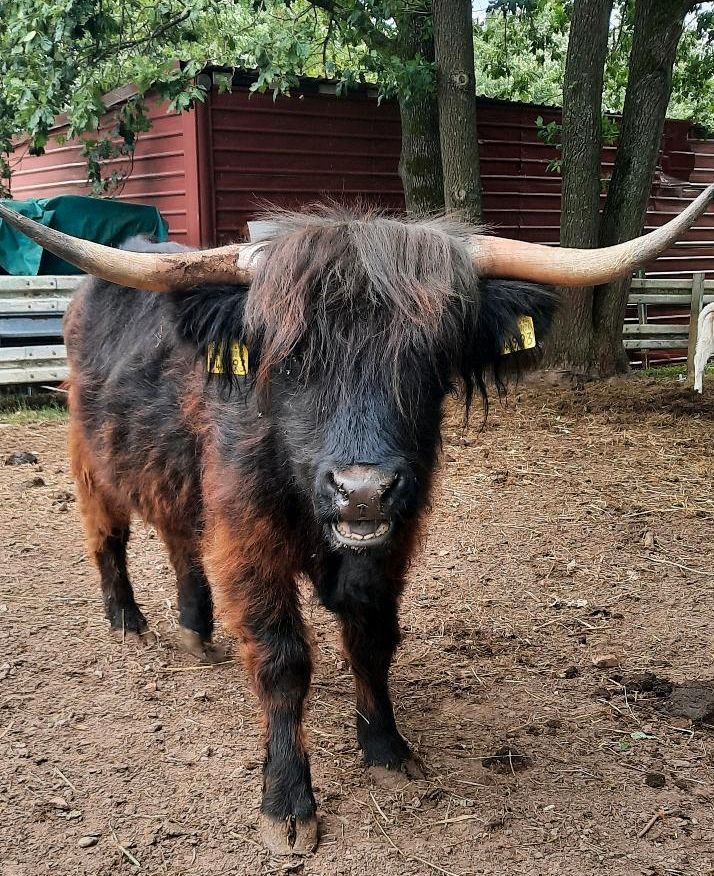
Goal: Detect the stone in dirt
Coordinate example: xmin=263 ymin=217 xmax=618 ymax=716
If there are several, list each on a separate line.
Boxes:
xmin=645 ymin=772 xmax=666 ymax=788
xmin=664 ymin=683 xmax=714 ymax=726
xmin=78 ymin=835 xmax=99 ymax=848
xmin=621 ymin=673 xmax=714 ymax=726
xmin=52 ymin=490 xmax=75 ymax=503
xmin=22 ymin=476 xmax=45 ymax=488
xmin=592 ymin=653 xmax=620 ymax=669
xmin=5 ymin=451 xmax=38 ymax=465
xmin=48 ymin=796 xmax=69 ymax=811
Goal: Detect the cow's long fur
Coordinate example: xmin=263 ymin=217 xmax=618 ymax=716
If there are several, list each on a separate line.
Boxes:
xmin=173 ymin=206 xmax=555 ymax=412
xmin=64 ymin=208 xmax=556 ymax=853
xmin=694 ymin=301 xmax=714 ymax=392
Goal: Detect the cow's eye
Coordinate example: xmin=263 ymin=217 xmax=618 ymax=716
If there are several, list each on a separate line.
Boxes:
xmin=279 ymin=355 xmax=299 ymax=376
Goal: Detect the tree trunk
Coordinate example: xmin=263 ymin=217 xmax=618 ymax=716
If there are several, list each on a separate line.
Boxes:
xmin=541 ymin=0 xmax=613 ymax=375
xmin=398 ymin=94 xmax=445 ymax=216
xmin=592 ymin=0 xmax=692 ymax=376
xmin=396 ymin=20 xmax=445 ymax=216
xmin=432 ymin=0 xmax=482 ymax=223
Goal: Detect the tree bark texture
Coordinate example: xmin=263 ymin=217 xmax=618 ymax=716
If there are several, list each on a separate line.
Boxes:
xmin=592 ymin=0 xmax=692 ymax=376
xmin=542 ymin=0 xmax=613 ymax=374
xmin=396 ymin=19 xmax=445 ymax=216
xmin=432 ymin=0 xmax=482 ymax=223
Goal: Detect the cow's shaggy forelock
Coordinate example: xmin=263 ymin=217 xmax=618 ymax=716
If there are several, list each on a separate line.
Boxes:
xmin=170 ymin=208 xmax=555 ymax=418
xmin=244 ymin=206 xmax=481 ymax=406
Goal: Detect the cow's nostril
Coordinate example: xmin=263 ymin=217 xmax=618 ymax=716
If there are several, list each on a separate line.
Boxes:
xmin=323 ymin=469 xmax=344 ymax=496
xmin=321 ymin=464 xmax=406 ymax=546
xmin=326 ymin=464 xmax=398 ymax=523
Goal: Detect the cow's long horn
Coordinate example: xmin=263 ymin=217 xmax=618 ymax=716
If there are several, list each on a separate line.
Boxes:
xmin=0 ymin=204 xmax=259 ymax=292
xmin=471 ymin=182 xmax=714 ymax=287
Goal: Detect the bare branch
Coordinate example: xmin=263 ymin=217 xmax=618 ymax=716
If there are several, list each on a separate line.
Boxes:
xmin=304 ymin=0 xmax=395 ymax=50
xmin=84 ymin=9 xmax=192 ymax=63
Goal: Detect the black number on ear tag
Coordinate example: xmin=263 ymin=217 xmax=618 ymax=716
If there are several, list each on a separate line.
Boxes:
xmin=502 ymin=316 xmax=536 ymax=355
xmin=207 ymin=342 xmax=249 ymax=375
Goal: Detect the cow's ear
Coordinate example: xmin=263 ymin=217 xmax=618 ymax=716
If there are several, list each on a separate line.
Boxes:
xmin=168 ymin=284 xmax=251 ymax=384
xmin=459 ymin=280 xmax=558 ymax=408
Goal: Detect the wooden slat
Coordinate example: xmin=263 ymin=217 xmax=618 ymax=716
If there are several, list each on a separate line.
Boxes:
xmin=623 ymin=338 xmax=688 ymax=350
xmin=0 ymin=275 xmax=82 ymax=292
xmin=0 ymin=365 xmax=69 ymax=385
xmin=623 ymin=274 xmax=711 ymax=363
xmin=0 ymin=344 xmax=66 ymax=364
xmin=0 ymin=343 xmax=68 ymax=384
xmin=0 ymin=276 xmax=76 ymax=383
xmin=0 ymin=275 xmax=79 ymax=336
xmin=622 ymin=324 xmax=690 ymax=336
xmin=629 ymin=293 xmax=691 ymax=304
xmin=630 ymin=278 xmax=712 ymax=290
xmin=628 ymin=293 xmax=714 ymax=305
xmin=0 ymin=297 xmax=71 ymax=314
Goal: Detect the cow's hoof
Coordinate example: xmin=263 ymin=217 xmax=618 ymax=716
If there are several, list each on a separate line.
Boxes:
xmin=108 ymin=603 xmax=149 ymax=635
xmin=175 ymin=627 xmax=230 ymax=664
xmin=368 ymin=757 xmax=425 ymax=789
xmin=260 ymin=814 xmax=318 ymax=856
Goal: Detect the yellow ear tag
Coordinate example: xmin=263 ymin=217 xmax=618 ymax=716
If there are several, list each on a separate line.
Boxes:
xmin=502 ymin=315 xmax=536 ymax=355
xmin=207 ymin=341 xmax=249 ymax=375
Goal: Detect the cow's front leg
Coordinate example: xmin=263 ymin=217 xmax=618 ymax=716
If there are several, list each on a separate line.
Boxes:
xmin=240 ymin=585 xmax=317 ymax=854
xmin=319 ymin=562 xmax=421 ymax=777
xmin=206 ymin=515 xmax=317 ymax=855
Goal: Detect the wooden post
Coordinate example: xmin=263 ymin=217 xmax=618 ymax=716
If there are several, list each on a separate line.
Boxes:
xmin=687 ymin=272 xmax=706 ymax=384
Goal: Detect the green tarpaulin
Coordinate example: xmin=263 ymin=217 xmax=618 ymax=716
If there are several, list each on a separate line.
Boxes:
xmin=0 ymin=195 xmax=168 ymax=275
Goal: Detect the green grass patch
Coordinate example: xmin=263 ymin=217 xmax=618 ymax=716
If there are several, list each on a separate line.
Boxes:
xmin=637 ymin=362 xmax=714 ymax=380
xmin=0 ymin=391 xmax=68 ymax=425
xmin=637 ymin=363 xmax=688 ymax=379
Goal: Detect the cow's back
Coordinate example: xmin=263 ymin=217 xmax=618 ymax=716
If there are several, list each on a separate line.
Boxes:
xmin=64 ymin=277 xmax=205 ymax=535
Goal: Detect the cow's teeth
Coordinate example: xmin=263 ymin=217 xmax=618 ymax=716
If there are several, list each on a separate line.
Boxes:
xmin=332 ymin=521 xmax=391 ymax=543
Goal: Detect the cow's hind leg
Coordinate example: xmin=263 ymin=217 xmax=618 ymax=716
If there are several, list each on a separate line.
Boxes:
xmin=97 ymin=527 xmax=149 ymax=634
xmin=70 ymin=417 xmax=148 ymax=635
xmin=161 ymin=533 xmax=226 ymax=663
xmin=75 ymin=477 xmax=147 ymax=635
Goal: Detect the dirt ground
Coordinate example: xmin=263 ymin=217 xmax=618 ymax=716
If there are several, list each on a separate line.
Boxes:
xmin=1 ymin=377 xmax=713 ymax=876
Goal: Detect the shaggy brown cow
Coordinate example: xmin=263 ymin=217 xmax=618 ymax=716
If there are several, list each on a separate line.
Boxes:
xmin=0 ymin=190 xmax=712 ymax=855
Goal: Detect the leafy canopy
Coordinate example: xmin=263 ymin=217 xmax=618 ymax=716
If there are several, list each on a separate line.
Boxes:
xmin=1 ymin=0 xmax=713 ymax=197
xmin=475 ymin=0 xmax=714 ymax=127
xmin=0 ymin=0 xmax=435 ymax=196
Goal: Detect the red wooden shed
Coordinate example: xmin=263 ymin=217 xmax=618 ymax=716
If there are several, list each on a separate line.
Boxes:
xmin=7 ymin=69 xmax=714 ymax=278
